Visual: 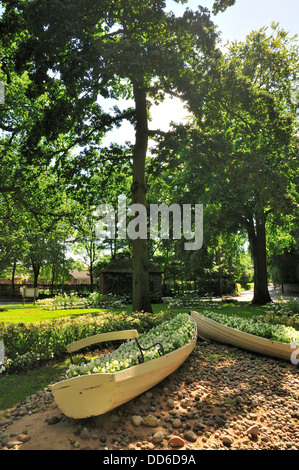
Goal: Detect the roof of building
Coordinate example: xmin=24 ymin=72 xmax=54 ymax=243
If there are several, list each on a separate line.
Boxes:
xmin=101 ymin=257 xmax=162 ymax=273
xmin=70 ymin=269 xmax=90 ymax=280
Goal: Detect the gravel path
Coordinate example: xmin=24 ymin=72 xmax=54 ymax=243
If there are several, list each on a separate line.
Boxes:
xmin=1 ymin=338 xmax=299 ymax=451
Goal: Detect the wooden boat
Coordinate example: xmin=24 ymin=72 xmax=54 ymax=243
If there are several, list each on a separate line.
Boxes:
xmin=51 ymin=319 xmax=197 ymax=419
xmin=190 ymin=310 xmax=295 ymax=362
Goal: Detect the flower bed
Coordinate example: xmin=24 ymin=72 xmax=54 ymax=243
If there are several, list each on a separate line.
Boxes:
xmin=0 ymin=310 xmax=175 ymax=373
xmin=37 ymin=292 xmax=125 ymax=310
xmin=162 ymin=295 xmax=222 ymax=310
xmin=201 ymin=310 xmax=299 ymax=344
xmin=65 ymin=313 xmax=196 ymax=379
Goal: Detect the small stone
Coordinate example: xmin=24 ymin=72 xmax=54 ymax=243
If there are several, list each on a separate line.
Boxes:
xmin=247 ymin=424 xmax=260 ymax=437
xmin=47 ymin=415 xmax=60 ymax=425
xmin=221 ymin=435 xmax=234 ymax=446
xmin=172 ymin=418 xmax=182 ymax=429
xmin=110 ymin=414 xmax=120 ymax=423
xmin=80 ymin=427 xmax=91 ymax=440
xmin=167 ymin=398 xmax=175 ymax=408
xmin=6 ymin=440 xmax=22 ymax=449
xmin=152 ymin=431 xmax=164 ymax=443
xmin=215 ymin=416 xmax=226 ymax=425
xmin=0 ymin=418 xmax=13 ymax=427
xmin=183 ymin=430 xmax=197 ymax=443
xmin=73 ymin=441 xmax=80 ymax=448
xmin=17 ymin=433 xmax=30 ymax=443
xmin=169 ymin=435 xmax=185 ymax=447
xmin=147 ymin=442 xmax=155 ymax=450
xmin=132 ymin=415 xmax=143 ymax=426
xmin=143 ymin=414 xmax=159 ymax=427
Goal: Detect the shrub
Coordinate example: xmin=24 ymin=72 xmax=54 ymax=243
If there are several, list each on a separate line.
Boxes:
xmin=0 ymin=310 xmax=175 ymax=373
xmin=234 ymin=283 xmax=242 ymax=295
xmin=162 ymin=293 xmax=222 ymax=310
xmin=36 ymin=292 xmax=125 ymax=310
xmin=264 ymin=297 xmax=299 ymax=317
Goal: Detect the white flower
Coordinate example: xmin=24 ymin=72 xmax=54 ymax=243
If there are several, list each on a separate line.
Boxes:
xmin=65 ymin=314 xmax=195 ymax=379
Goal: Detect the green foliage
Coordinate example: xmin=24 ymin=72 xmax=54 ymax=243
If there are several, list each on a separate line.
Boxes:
xmin=253 ymin=298 xmax=299 ymax=332
xmin=201 ymin=310 xmax=299 ymax=343
xmin=163 ymin=294 xmax=223 ymax=309
xmin=0 ymin=362 xmax=67 ymax=414
xmin=154 ymin=24 xmax=299 ymax=304
xmin=212 ymin=0 xmax=236 ymax=15
xmin=264 ymin=297 xmax=299 ymax=316
xmin=0 ymin=0 xmax=222 ymax=313
xmin=0 ymin=309 xmax=175 ymax=372
xmin=235 ymin=283 xmax=242 ymax=295
xmin=66 ymin=313 xmax=195 ymax=378
xmin=36 ymin=292 xmax=125 ymax=310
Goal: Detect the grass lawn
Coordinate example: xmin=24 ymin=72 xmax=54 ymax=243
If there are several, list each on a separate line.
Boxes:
xmin=0 ymin=300 xmax=268 ymax=417
xmin=204 ymin=301 xmax=267 ymax=318
xmin=0 ymin=304 xmax=113 ymax=323
xmin=0 ymin=362 xmax=68 ymax=415
xmin=0 ymin=300 xmax=267 ymax=324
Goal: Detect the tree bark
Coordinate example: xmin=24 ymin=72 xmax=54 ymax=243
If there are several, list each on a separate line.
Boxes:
xmin=217 ymin=246 xmax=223 ymax=297
xmin=51 ymin=266 xmax=56 ymax=295
xmin=131 ymin=85 xmax=153 ymax=313
xmin=11 ymin=257 xmax=17 ymax=296
xmin=32 ymin=262 xmax=40 ymax=288
xmin=247 ymin=215 xmax=272 ymax=305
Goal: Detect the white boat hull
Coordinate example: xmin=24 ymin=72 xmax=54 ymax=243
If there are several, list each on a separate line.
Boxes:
xmin=191 ymin=310 xmax=294 ymax=362
xmin=51 ymin=323 xmax=197 ymax=419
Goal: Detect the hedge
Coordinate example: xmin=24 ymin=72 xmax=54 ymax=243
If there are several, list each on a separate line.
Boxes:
xmin=0 ymin=310 xmax=175 ymax=373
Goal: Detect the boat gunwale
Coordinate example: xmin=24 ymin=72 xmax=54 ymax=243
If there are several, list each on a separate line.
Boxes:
xmin=52 ymin=315 xmax=197 ymax=390
xmin=190 ymin=310 xmax=293 ymax=349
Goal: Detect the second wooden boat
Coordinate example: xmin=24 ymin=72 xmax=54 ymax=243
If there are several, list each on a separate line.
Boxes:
xmin=51 ymin=317 xmax=197 ymax=419
xmin=191 ymin=310 xmax=295 ymax=362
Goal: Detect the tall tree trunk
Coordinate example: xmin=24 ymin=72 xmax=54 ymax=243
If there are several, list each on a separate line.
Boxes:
xmin=217 ymin=246 xmax=223 ymax=297
xmin=131 ymin=85 xmax=153 ymax=313
xmin=89 ymin=262 xmax=94 ymax=292
xmin=51 ymin=266 xmax=56 ymax=295
xmin=87 ymin=241 xmax=94 ymax=292
xmin=11 ymin=257 xmax=17 ymax=296
xmin=32 ymin=262 xmax=40 ymax=288
xmin=247 ymin=215 xmax=272 ymax=305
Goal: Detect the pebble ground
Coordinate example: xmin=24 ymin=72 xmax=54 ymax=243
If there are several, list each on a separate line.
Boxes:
xmin=1 ymin=338 xmax=299 ymax=451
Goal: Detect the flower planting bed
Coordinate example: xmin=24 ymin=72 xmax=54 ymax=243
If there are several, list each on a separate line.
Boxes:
xmin=0 ymin=309 xmax=175 ymax=373
xmin=66 ymin=313 xmax=196 ymax=378
xmin=200 ymin=311 xmax=299 ymax=344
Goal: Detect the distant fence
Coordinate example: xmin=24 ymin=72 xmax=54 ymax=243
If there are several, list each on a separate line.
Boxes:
xmin=0 ymin=283 xmax=99 ymax=299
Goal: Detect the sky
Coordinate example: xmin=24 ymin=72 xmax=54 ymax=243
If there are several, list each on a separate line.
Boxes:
xmin=102 ymin=0 xmax=299 ymax=146
xmin=169 ymin=0 xmax=299 ymax=43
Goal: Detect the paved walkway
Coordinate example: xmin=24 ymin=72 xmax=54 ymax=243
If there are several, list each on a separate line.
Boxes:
xmin=226 ymin=285 xmax=298 ymax=303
